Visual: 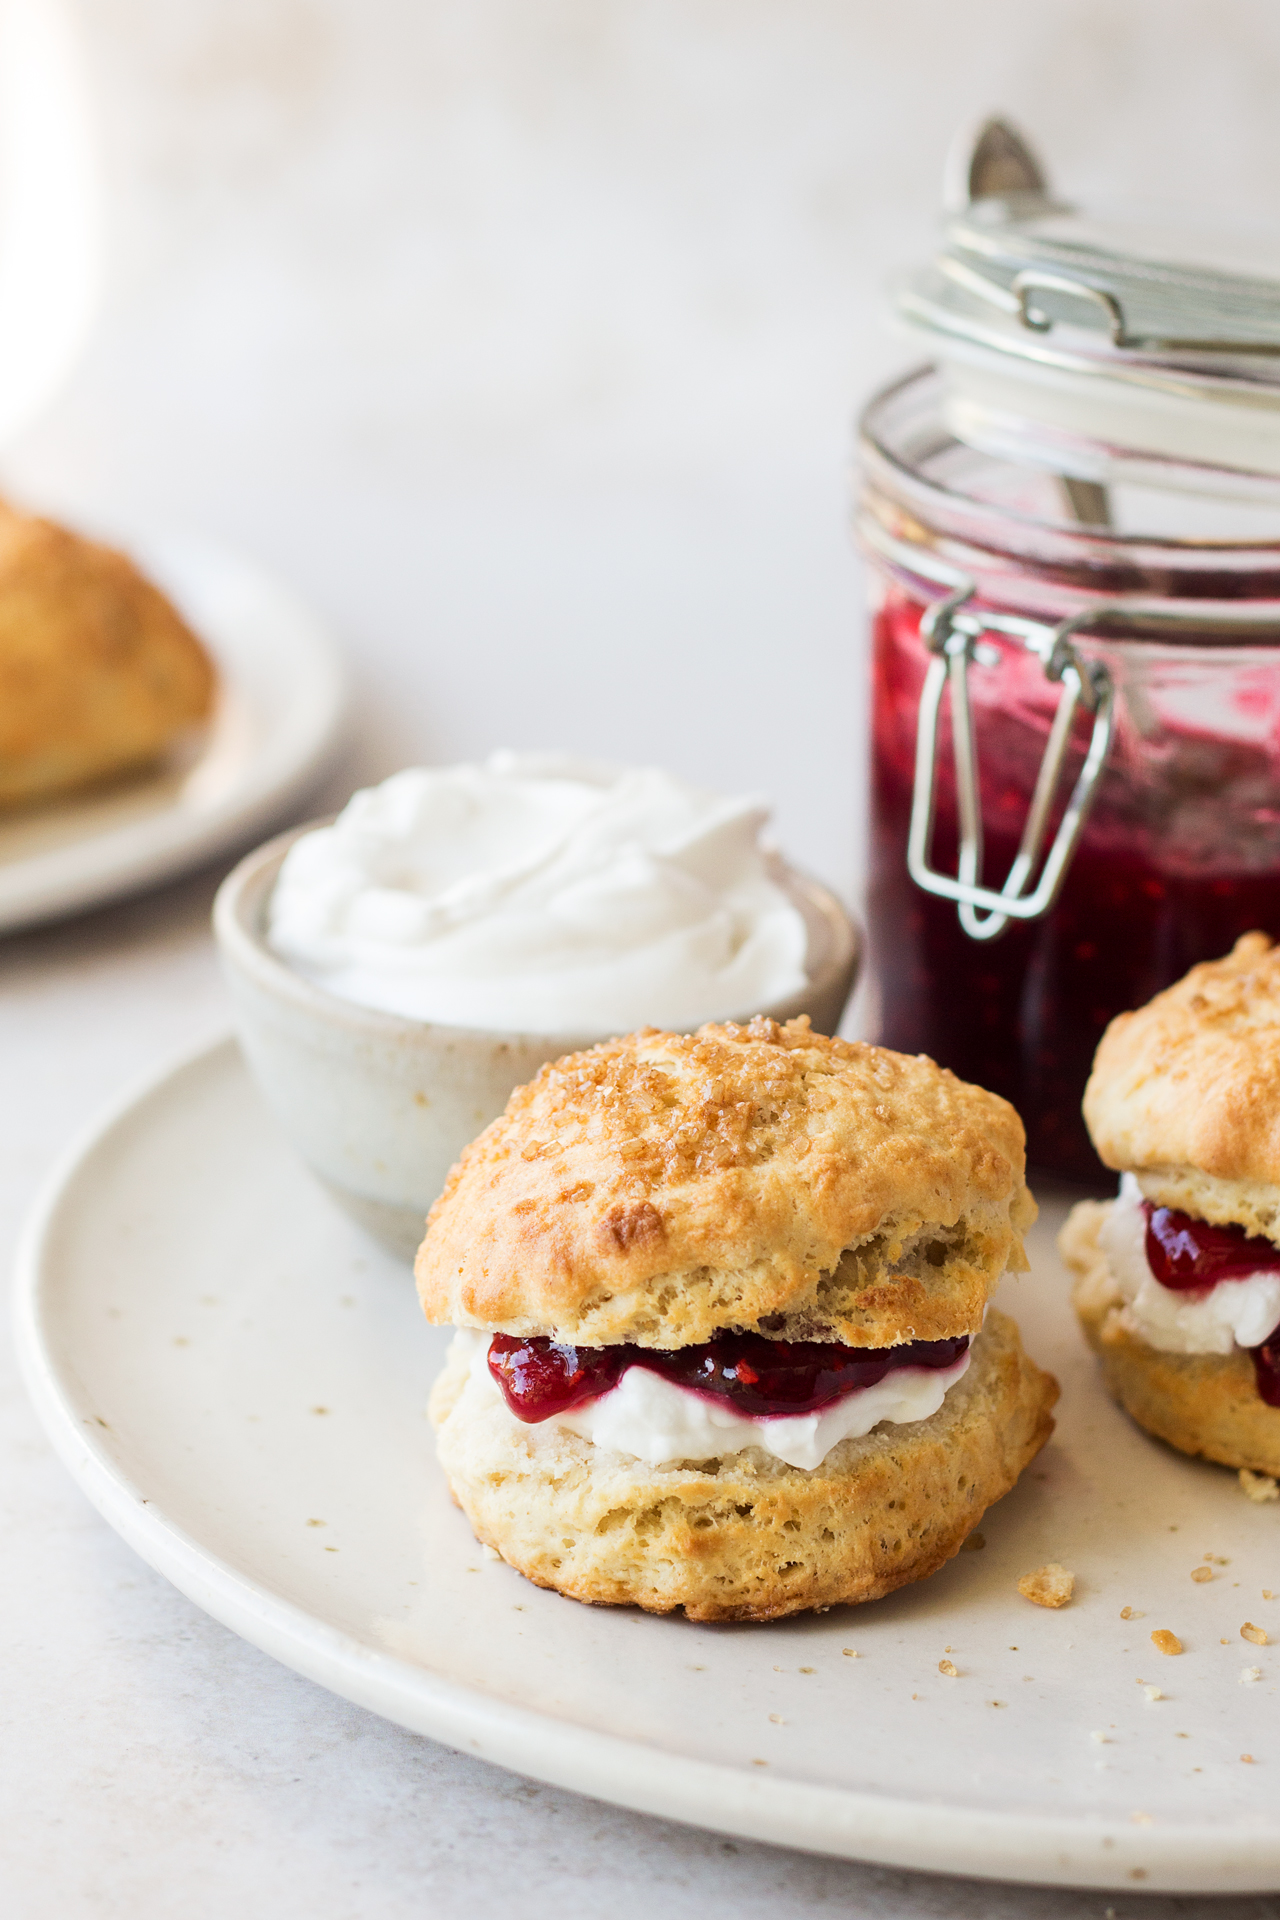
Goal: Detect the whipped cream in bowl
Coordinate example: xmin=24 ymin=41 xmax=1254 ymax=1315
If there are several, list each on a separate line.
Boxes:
xmin=266 ymin=754 xmax=810 ymax=1033
xmin=214 ymin=755 xmax=859 ymax=1260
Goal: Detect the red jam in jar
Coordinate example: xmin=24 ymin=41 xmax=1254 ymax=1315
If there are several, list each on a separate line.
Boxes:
xmin=860 ymin=369 xmax=1280 ymax=1183
xmin=1136 ymin=1200 xmax=1280 ymax=1406
xmin=487 ymin=1330 xmax=970 ymax=1423
xmin=870 ymin=582 xmax=1280 ymax=1182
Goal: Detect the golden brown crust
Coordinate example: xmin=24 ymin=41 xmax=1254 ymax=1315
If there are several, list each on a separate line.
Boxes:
xmin=0 ymin=504 xmax=215 ymax=807
xmin=1062 ymin=1199 xmax=1280 ymax=1475
xmin=430 ymin=1309 xmax=1057 ymax=1621
xmin=1083 ymin=934 xmax=1280 ymax=1210
xmin=416 ymin=1019 xmax=1036 ymax=1348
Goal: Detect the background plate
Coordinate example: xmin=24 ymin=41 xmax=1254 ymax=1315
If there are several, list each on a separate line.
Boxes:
xmin=0 ymin=537 xmax=345 ymax=932
xmin=13 ymin=1039 xmax=1280 ymax=1893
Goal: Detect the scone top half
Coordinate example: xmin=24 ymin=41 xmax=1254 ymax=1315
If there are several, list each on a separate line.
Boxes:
xmin=1084 ymin=932 xmax=1280 ymax=1239
xmin=416 ymin=1016 xmax=1036 ymax=1349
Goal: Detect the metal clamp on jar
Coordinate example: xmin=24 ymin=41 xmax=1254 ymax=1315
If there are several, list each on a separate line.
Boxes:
xmin=858 ymin=120 xmax=1280 ymax=1181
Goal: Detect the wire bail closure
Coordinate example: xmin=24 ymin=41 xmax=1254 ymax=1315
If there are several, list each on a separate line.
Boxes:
xmin=907 ymin=588 xmax=1117 ymax=942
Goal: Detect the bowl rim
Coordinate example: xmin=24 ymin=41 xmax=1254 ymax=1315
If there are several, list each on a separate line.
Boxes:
xmin=212 ymin=816 xmax=861 ymax=1048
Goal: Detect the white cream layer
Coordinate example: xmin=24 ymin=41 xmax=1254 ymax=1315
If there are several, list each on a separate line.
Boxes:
xmin=454 ymin=1330 xmax=972 ymax=1471
xmin=267 ymin=754 xmax=808 ymax=1032
xmin=1101 ymin=1173 xmax=1280 ymax=1356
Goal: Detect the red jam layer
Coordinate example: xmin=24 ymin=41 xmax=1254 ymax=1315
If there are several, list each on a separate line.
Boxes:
xmin=1140 ymin=1201 xmax=1280 ymax=1406
xmin=1255 ymin=1336 xmax=1280 ymax=1410
xmin=487 ymin=1330 xmax=970 ymax=1424
xmin=1144 ymin=1203 xmax=1280 ymax=1291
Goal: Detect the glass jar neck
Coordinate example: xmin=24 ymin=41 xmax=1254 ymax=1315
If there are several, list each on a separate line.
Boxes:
xmin=859 ymin=365 xmax=1280 ymax=630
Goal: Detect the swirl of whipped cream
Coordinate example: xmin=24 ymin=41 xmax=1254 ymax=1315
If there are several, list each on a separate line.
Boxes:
xmin=266 ymin=752 xmax=809 ymax=1033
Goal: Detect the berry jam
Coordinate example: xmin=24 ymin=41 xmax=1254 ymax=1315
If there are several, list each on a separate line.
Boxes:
xmin=1140 ymin=1200 xmax=1280 ymax=1406
xmin=1144 ymin=1205 xmax=1280 ymax=1291
xmin=487 ymin=1329 xmax=970 ymax=1423
xmin=1254 ymin=1335 xmax=1280 ymax=1409
xmin=870 ymin=585 xmax=1280 ymax=1183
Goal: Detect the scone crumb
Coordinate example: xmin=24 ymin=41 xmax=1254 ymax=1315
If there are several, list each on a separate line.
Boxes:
xmin=1240 ymin=1470 xmax=1280 ymax=1503
xmin=938 ymin=1659 xmax=959 ymax=1677
xmin=1264 ymin=1591 xmax=1275 ymax=1601
xmin=1241 ymin=1667 xmax=1262 ymax=1685
xmin=1018 ymin=1563 xmax=1074 ymax=1608
xmin=1142 ymin=1684 xmax=1163 ymax=1703
xmin=1090 ymin=1731 xmax=1110 ymax=1744
xmin=1120 ymin=1606 xmax=1144 ymax=1620
xmin=1242 ymin=1754 xmax=1256 ymax=1764
xmin=768 ymin=1714 xmax=784 ymax=1725
xmin=1242 ymin=1622 xmax=1270 ymax=1646
xmin=1151 ymin=1629 xmax=1183 ymax=1656
xmin=1190 ymin=1566 xmax=1214 ymax=1584
xmin=841 ymin=1648 xmax=859 ymax=1659
xmin=1131 ymin=1812 xmax=1153 ymax=1827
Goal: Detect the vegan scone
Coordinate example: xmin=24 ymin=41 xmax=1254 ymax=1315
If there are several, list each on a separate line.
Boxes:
xmin=1062 ymin=932 xmax=1280 ymax=1475
xmin=418 ymin=1015 xmax=1058 ymax=1621
xmin=0 ymin=499 xmax=215 ymax=808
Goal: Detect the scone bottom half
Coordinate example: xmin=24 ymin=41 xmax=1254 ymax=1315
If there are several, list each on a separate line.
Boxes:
xmin=1063 ymin=1201 xmax=1280 ymax=1477
xmin=1066 ymin=934 xmax=1280 ymax=1475
xmin=417 ymin=1019 xmax=1058 ymax=1620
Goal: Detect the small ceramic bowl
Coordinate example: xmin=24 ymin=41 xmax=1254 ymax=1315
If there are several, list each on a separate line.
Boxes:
xmin=213 ymin=821 xmax=861 ymax=1261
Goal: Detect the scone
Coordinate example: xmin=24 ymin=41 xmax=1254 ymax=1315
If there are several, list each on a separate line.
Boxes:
xmin=1061 ymin=932 xmax=1280 ymax=1474
xmin=0 ymin=501 xmax=215 ymax=807
xmin=417 ymin=1015 xmax=1058 ymax=1621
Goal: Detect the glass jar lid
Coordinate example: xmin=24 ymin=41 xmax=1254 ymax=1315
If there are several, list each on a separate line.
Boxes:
xmin=897 ymin=120 xmax=1280 ymax=484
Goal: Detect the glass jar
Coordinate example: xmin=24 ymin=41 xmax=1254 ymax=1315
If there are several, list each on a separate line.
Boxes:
xmin=858 ymin=364 xmax=1280 ymax=1183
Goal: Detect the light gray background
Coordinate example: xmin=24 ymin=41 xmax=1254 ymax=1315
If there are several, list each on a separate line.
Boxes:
xmin=6 ymin=3 xmax=1280 ymax=1913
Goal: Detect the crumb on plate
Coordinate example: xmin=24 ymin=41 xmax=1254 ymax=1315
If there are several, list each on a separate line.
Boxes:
xmin=1017 ymin=1563 xmax=1074 ymax=1608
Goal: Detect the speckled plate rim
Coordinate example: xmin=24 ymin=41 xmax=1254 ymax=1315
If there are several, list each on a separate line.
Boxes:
xmin=11 ymin=1036 xmax=1280 ymax=1896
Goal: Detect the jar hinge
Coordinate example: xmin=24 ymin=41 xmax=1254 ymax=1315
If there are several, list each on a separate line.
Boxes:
xmin=907 ymin=587 xmax=1116 ymax=942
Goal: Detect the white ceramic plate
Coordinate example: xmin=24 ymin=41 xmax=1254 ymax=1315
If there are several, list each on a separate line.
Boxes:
xmin=14 ymin=1040 xmax=1280 ymax=1893
xmin=0 ymin=538 xmax=345 ymax=932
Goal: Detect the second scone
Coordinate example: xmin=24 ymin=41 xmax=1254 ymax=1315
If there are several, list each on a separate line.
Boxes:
xmin=417 ymin=1016 xmax=1058 ymax=1621
xmin=1062 ymin=932 xmax=1280 ymax=1475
